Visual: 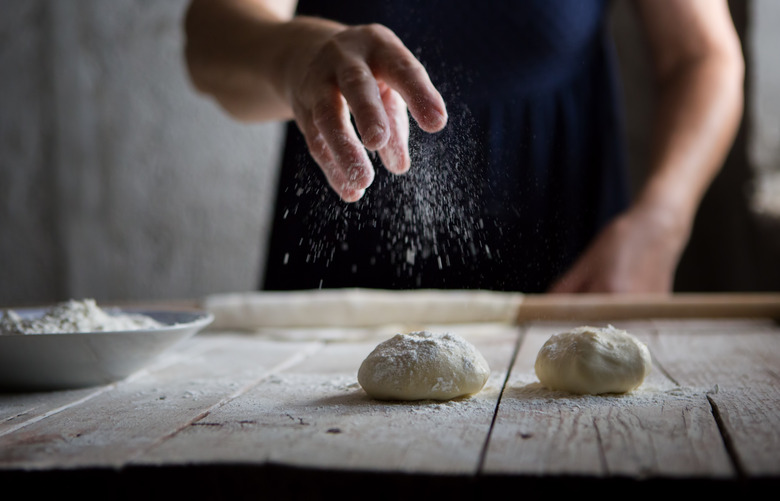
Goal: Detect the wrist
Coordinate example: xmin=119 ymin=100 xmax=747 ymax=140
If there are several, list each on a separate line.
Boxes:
xmin=626 ymin=194 xmax=693 ymax=256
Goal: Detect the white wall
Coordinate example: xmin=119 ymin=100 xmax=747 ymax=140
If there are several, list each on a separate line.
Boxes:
xmin=1 ymin=1 xmax=283 ymax=304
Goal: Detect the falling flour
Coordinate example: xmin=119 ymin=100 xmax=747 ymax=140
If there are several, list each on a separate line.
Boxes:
xmin=0 ymin=298 xmax=163 ymax=335
xmin=287 ymin=102 xmax=490 ymax=286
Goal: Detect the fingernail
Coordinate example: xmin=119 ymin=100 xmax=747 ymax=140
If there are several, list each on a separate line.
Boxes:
xmin=365 ymin=124 xmax=387 ymax=148
xmin=432 ymin=109 xmax=448 ymax=128
xmin=343 ymin=188 xmax=365 ymax=202
xmin=383 ymin=146 xmax=410 ymax=174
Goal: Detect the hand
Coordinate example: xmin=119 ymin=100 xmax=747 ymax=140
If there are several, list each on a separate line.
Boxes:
xmin=286 ymin=22 xmax=448 ymax=202
xmin=548 ymin=205 xmax=690 ymax=293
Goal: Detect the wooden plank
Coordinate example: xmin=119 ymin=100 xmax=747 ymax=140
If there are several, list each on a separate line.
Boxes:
xmin=0 ymin=333 xmax=322 ymax=469
xmin=2 ymin=316 xmax=777 ymax=480
xmin=0 ymin=387 xmax=108 ymax=436
xmin=137 ymin=324 xmax=520 ymax=474
xmin=483 ymin=321 xmax=734 ymax=478
xmin=516 ymin=294 xmax=780 ymax=322
xmin=0 ymin=335 xmax=210 ymax=436
xmin=648 ymin=320 xmax=780 ymax=476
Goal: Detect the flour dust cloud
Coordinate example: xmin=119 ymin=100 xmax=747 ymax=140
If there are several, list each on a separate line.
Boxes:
xmin=286 ymin=104 xmax=491 ymax=287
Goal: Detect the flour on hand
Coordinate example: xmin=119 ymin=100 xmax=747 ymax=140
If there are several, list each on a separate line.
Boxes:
xmin=534 ymin=325 xmax=652 ymax=395
xmin=358 ymin=331 xmax=490 ymax=401
xmin=0 ymin=299 xmax=163 ymax=335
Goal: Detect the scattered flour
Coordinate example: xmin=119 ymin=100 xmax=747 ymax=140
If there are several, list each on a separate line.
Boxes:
xmin=0 ymin=298 xmax=163 ymax=335
xmin=287 ymin=103 xmax=488 ymax=286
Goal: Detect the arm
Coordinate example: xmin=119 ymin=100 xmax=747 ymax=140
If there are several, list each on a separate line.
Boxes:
xmin=184 ymin=0 xmax=447 ymax=201
xmin=549 ymin=0 xmax=744 ymax=293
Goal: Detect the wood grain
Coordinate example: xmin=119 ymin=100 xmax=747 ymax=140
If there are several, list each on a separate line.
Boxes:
xmin=137 ymin=325 xmax=520 ymax=474
xmin=648 ymin=320 xmax=780 ymax=476
xmin=483 ymin=321 xmax=733 ymax=478
xmin=1 ymin=310 xmax=778 ymax=485
xmin=516 ymin=293 xmax=780 ymax=322
xmin=0 ymin=334 xmax=322 ymax=469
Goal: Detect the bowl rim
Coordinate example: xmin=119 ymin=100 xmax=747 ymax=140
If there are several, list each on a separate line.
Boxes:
xmin=0 ymin=306 xmax=214 ymax=337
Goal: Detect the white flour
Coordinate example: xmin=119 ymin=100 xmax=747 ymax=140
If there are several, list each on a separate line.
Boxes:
xmin=0 ymin=298 xmax=162 ymax=335
xmin=286 ymin=103 xmax=487 ymax=287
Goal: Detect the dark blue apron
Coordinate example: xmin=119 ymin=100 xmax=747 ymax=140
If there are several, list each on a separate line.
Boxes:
xmin=263 ymin=0 xmax=629 ymax=292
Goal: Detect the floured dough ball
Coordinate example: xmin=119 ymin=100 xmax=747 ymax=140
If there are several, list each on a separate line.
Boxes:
xmin=534 ymin=325 xmax=652 ymax=395
xmin=358 ymin=331 xmax=490 ymax=401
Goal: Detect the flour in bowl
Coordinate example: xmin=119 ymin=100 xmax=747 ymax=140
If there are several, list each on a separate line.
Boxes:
xmin=0 ymin=299 xmax=163 ymax=335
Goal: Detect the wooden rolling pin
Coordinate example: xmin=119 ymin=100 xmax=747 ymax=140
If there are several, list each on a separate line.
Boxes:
xmin=516 ymin=293 xmax=780 ymax=322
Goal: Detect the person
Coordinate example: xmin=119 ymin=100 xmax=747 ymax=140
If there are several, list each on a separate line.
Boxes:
xmin=184 ymin=0 xmax=744 ymax=293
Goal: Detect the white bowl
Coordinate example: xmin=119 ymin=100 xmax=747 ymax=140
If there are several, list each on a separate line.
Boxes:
xmin=0 ymin=308 xmax=213 ymax=391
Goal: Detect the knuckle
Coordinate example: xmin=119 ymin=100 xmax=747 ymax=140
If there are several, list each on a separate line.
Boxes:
xmin=338 ymin=65 xmax=373 ymax=88
xmin=385 ymin=55 xmax=423 ymax=78
xmin=361 ymin=23 xmax=394 ymax=41
xmin=319 ymin=36 xmax=351 ymax=62
xmin=305 ymin=132 xmax=328 ymax=158
xmin=342 ymin=23 xmax=393 ymax=44
xmin=311 ymin=98 xmax=338 ymax=125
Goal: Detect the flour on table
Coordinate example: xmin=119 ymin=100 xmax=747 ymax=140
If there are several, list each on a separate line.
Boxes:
xmin=534 ymin=325 xmax=652 ymax=395
xmin=0 ymin=298 xmax=162 ymax=335
xmin=358 ymin=331 xmax=490 ymax=401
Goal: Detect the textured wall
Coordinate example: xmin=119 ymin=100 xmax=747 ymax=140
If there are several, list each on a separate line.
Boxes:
xmin=1 ymin=0 xmax=283 ymax=305
xmin=0 ymin=1 xmax=60 ymax=304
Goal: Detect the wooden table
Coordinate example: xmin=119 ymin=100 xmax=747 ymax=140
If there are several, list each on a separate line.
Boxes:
xmin=1 ymin=294 xmax=779 ymax=498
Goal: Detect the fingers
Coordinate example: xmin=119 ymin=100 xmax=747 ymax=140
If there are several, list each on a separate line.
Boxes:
xmin=297 ymin=93 xmax=374 ymax=202
xmin=292 ymin=23 xmax=447 ymax=201
xmin=374 ymin=57 xmax=447 ymax=133
xmin=336 ymin=63 xmax=391 ymax=151
xmin=311 ymin=92 xmax=375 ymax=189
xmin=369 ymin=36 xmax=448 ymax=133
xmin=377 ymin=85 xmax=410 ymax=174
xmin=333 ymin=24 xmax=447 ymax=136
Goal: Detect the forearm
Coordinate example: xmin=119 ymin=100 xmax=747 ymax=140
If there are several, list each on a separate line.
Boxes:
xmin=631 ymin=0 xmax=745 ymax=238
xmin=184 ymin=0 xmax=343 ymax=121
xmin=549 ymin=54 xmax=743 ymax=294
xmin=635 ymin=52 xmax=744 ymax=234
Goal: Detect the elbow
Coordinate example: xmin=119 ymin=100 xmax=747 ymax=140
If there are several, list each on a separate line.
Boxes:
xmin=719 ymin=27 xmax=745 ymax=96
xmin=657 ymin=36 xmax=746 ymax=109
xmin=184 ymin=42 xmax=213 ymax=97
xmin=180 ymin=0 xmax=293 ymax=123
xmin=718 ymin=33 xmax=745 ymax=123
xmin=182 ymin=1 xmax=212 ymax=95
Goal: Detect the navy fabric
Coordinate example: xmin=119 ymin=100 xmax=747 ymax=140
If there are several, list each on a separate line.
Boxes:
xmin=262 ymin=0 xmax=630 ymax=292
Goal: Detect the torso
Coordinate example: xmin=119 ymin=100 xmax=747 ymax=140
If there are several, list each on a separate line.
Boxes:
xmin=263 ymin=0 xmax=629 ymax=292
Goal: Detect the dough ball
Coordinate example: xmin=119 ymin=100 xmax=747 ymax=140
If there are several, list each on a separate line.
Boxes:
xmin=358 ymin=331 xmax=490 ymax=401
xmin=534 ymin=325 xmax=651 ymax=395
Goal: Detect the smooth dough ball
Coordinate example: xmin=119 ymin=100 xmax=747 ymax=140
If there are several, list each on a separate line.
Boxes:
xmin=534 ymin=325 xmax=652 ymax=395
xmin=358 ymin=331 xmax=490 ymax=401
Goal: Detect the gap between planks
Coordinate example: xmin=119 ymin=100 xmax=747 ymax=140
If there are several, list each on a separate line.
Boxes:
xmin=476 ymin=323 xmax=527 ymax=474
